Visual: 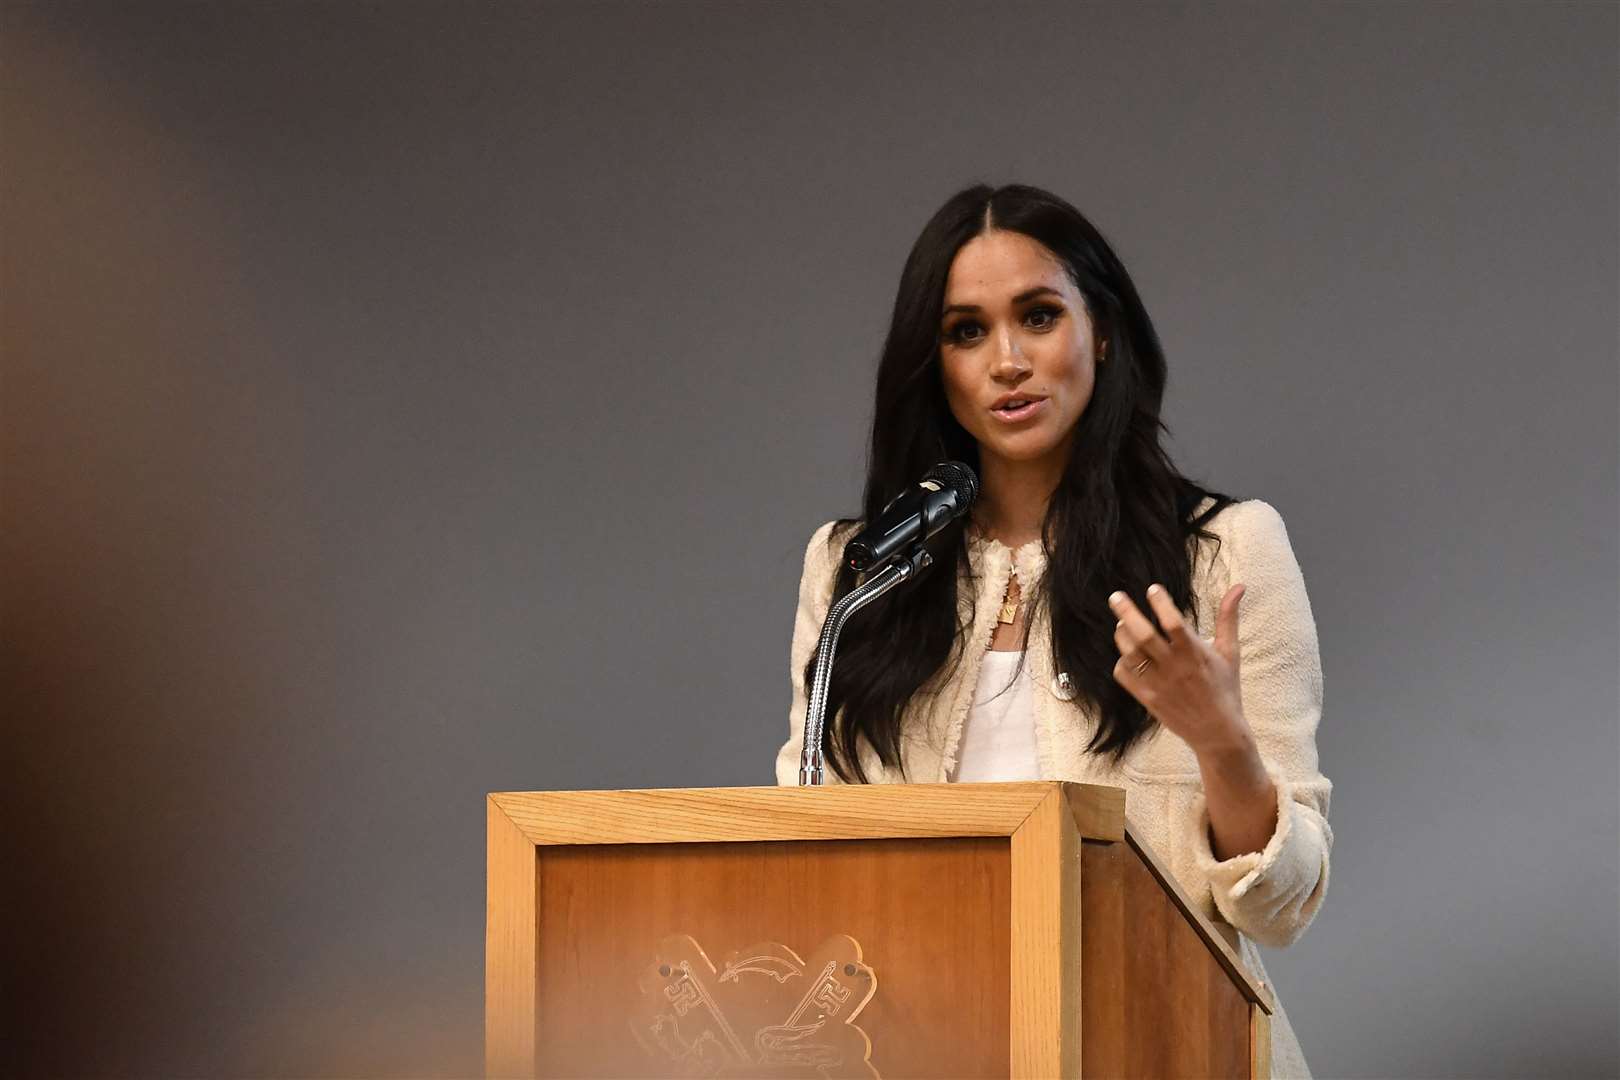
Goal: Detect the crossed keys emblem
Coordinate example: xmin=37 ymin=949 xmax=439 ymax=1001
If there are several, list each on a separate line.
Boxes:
xmin=631 ymin=933 xmax=879 ymax=1078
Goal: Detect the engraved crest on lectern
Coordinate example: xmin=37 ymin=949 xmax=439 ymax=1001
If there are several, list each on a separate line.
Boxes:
xmin=631 ymin=933 xmax=879 ymax=1078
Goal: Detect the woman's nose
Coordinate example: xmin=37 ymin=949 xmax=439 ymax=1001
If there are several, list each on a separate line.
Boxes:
xmin=992 ymin=328 xmax=1033 ymax=379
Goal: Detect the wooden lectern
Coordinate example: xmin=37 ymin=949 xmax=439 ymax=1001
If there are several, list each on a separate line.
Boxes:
xmin=486 ymin=782 xmax=1273 ymax=1079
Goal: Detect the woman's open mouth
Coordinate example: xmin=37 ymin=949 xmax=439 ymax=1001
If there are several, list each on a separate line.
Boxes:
xmin=990 ymin=396 xmax=1047 ymax=423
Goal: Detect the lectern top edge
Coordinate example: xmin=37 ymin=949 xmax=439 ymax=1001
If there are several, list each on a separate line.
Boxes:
xmin=488 ymin=780 xmax=1125 ymax=846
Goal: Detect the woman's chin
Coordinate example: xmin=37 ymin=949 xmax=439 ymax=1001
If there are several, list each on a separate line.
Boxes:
xmin=977 ymin=435 xmax=1066 ymax=467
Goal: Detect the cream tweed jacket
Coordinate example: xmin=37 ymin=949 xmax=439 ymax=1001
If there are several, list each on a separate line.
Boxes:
xmin=775 ymin=498 xmax=1332 ymax=1078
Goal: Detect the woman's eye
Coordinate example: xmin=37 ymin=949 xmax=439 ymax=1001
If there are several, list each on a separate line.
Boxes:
xmin=1026 ymin=305 xmax=1063 ymax=330
xmin=945 ymin=321 xmax=984 ymax=344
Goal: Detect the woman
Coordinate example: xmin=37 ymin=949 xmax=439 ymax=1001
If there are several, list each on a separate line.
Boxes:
xmin=775 ymin=183 xmax=1331 ymax=1076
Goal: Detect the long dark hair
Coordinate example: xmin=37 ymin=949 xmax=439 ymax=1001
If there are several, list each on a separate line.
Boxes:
xmin=807 ymin=183 xmax=1236 ymax=783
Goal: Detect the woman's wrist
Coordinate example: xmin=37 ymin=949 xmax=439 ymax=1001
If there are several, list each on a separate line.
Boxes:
xmin=1196 ymin=727 xmax=1279 ymax=860
xmin=1187 ymin=706 xmax=1260 ymax=765
xmin=1198 ymin=730 xmax=1271 ymax=802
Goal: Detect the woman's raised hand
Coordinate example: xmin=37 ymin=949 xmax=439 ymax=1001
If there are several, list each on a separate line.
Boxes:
xmin=1109 ymin=582 xmax=1251 ymax=757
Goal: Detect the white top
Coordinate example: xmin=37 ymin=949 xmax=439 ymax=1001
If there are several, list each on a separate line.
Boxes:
xmin=948 ymin=649 xmax=1040 ymax=782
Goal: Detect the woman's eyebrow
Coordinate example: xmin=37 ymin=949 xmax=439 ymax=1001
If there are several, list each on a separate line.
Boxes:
xmin=942 ymin=285 xmax=1063 ymax=316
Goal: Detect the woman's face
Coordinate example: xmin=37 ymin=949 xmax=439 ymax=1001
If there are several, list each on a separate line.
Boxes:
xmin=938 ymin=229 xmax=1099 ymax=475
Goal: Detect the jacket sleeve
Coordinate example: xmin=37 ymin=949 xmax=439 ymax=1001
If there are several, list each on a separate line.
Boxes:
xmin=1187 ymin=499 xmax=1333 ymax=947
xmin=775 ymin=520 xmax=844 ymax=786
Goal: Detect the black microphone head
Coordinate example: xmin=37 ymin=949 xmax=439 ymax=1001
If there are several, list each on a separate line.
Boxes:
xmin=846 ymin=461 xmax=980 ymax=573
xmin=923 ymin=460 xmax=979 ymax=509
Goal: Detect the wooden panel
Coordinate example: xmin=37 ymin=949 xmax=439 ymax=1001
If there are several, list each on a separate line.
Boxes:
xmin=1076 ymin=843 xmax=1126 ymax=1074
xmin=1009 ymin=789 xmax=1081 ymax=1079
xmin=486 ymin=797 xmax=538 ymax=1077
xmin=1079 ymin=839 xmax=1251 ymax=1079
xmin=1124 ymin=818 xmax=1271 ymax=1012
xmin=1251 ymin=1005 xmax=1272 ymax=1080
xmin=1062 ymin=783 xmax=1127 ymax=847
xmin=491 ymin=782 xmax=1124 ymax=846
xmin=532 ymin=837 xmax=1010 ymax=1078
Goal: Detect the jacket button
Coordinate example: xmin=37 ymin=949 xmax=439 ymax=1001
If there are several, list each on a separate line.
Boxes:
xmin=1051 ymin=672 xmax=1077 ymax=701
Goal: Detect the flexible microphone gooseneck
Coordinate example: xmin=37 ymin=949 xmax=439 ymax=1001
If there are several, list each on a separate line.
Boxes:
xmin=799 ymin=461 xmax=979 ymax=785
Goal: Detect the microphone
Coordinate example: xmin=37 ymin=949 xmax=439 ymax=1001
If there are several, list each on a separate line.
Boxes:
xmin=845 ymin=461 xmax=979 ymax=572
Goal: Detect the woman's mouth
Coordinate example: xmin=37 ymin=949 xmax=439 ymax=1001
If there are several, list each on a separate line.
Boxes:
xmin=990 ymin=396 xmax=1047 ymax=423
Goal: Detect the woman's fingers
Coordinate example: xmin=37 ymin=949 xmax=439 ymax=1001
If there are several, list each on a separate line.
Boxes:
xmin=1143 ymin=583 xmax=1193 ymax=648
xmin=1108 ymin=589 xmax=1170 ymax=663
xmin=1111 ymin=583 xmax=1201 ymax=671
xmin=1110 ymin=584 xmax=1243 ymax=740
xmin=1112 ymin=620 xmax=1143 ymax=670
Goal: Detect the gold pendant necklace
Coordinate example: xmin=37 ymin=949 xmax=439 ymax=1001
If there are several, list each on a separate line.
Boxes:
xmin=997 ymin=576 xmax=1020 ymax=625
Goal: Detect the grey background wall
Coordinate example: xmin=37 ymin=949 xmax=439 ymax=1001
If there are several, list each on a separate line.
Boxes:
xmin=3 ymin=2 xmax=1616 ymax=1076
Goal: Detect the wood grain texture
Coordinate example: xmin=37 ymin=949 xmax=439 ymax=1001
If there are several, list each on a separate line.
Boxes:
xmin=1251 ymin=1005 xmax=1272 ymax=1080
xmin=532 ymin=837 xmax=1011 ymax=1078
xmin=1079 ymin=839 xmax=1251 ymax=1079
xmin=1062 ymin=783 xmax=1127 ymax=846
xmin=1124 ymin=817 xmax=1272 ymax=1012
xmin=490 ymin=781 xmax=1124 ymax=846
xmin=486 ymin=784 xmax=1265 ymax=1079
xmin=1009 ymin=788 xmax=1082 ymax=1079
xmin=1076 ymin=842 xmax=1125 ymax=1074
xmin=486 ymin=797 xmax=538 ymax=1078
